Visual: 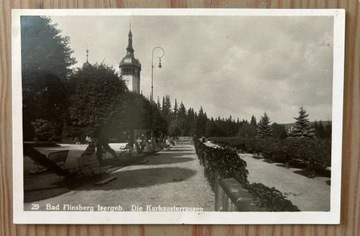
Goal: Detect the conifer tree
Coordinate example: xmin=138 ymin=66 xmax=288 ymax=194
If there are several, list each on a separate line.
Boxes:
xmin=187 ymin=107 xmax=196 ymax=136
xmin=257 ymin=112 xmax=272 ymax=138
xmin=156 ymin=96 xmax=161 ymax=110
xmin=196 ymin=107 xmax=208 ymax=137
xmin=173 ymin=99 xmax=178 ymax=119
xmin=177 ymin=102 xmax=187 ymax=135
xmin=250 ymin=115 xmax=257 ymax=126
xmin=178 ymin=102 xmax=186 ymax=119
xmin=289 ymin=106 xmax=315 ymax=139
xmin=161 ymin=95 xmax=172 ymax=123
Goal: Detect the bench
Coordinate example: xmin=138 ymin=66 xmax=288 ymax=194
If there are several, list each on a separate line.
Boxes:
xmin=30 ymin=150 xmax=70 ymax=174
xmin=47 ymin=150 xmax=69 ymax=167
xmin=75 ymin=153 xmax=112 ymax=177
xmin=29 ymin=148 xmax=112 ymax=177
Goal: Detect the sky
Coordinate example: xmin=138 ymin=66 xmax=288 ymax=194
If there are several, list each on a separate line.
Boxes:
xmin=49 ymin=13 xmax=334 ymax=124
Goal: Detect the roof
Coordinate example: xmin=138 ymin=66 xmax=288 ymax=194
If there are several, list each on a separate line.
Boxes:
xmin=119 ymin=53 xmax=141 ymax=68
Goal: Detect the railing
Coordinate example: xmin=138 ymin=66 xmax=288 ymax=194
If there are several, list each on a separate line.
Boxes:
xmin=214 ymin=174 xmax=260 ymax=211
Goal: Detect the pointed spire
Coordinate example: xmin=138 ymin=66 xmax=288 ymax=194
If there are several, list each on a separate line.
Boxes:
xmin=126 ymin=20 xmax=134 ymax=54
xmin=83 ymin=45 xmax=91 ymax=67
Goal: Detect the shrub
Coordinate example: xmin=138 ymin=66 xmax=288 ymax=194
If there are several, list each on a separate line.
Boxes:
xmin=31 ymin=119 xmax=62 ymax=141
xmin=246 ymin=183 xmax=299 ymax=211
xmin=209 ymin=137 xmax=331 ymax=172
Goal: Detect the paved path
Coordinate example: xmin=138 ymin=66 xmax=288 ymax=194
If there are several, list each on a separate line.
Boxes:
xmin=241 ymin=154 xmax=331 ymax=211
xmin=24 ymin=144 xmax=215 ymax=211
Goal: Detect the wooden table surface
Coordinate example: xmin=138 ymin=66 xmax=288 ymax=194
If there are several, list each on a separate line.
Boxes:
xmin=1 ymin=0 xmax=359 ymax=235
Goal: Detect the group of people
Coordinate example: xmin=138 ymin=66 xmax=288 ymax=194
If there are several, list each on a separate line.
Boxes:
xmin=83 ymin=134 xmax=176 ymax=160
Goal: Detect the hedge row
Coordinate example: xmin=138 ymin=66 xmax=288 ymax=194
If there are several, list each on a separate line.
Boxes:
xmin=208 ymin=137 xmax=331 ymax=172
xmin=194 ymin=138 xmax=299 ymax=211
xmin=194 ymin=139 xmax=249 ymax=187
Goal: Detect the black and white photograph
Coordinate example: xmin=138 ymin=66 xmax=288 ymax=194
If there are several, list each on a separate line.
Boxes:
xmin=12 ymin=9 xmax=345 ymax=224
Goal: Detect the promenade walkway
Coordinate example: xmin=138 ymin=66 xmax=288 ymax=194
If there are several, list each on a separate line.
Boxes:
xmin=24 ymin=144 xmax=215 ymax=211
xmin=241 ymin=154 xmax=330 ymax=211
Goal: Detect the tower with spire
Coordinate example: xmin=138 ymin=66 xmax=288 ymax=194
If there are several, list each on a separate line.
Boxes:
xmin=119 ymin=24 xmax=141 ymax=93
xmin=83 ymin=45 xmax=91 ymax=67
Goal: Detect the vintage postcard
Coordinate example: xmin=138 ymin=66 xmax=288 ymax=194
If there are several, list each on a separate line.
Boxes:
xmin=12 ymin=8 xmax=345 ymax=224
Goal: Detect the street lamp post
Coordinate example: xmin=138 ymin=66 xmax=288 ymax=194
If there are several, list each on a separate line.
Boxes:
xmin=151 ymin=46 xmax=165 ymax=102
xmin=150 ymin=47 xmax=164 ymax=150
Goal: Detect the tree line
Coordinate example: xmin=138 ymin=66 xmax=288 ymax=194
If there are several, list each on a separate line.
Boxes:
xmin=155 ymin=97 xmax=331 ymax=140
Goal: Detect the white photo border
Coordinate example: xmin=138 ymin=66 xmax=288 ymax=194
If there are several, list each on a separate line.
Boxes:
xmin=12 ymin=8 xmax=345 ymax=225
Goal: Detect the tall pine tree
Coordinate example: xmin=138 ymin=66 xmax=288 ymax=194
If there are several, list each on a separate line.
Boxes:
xmin=257 ymin=113 xmax=272 ymax=138
xmin=173 ymin=99 xmax=178 ymax=119
xmin=195 ymin=107 xmax=208 ymax=137
xmin=289 ymin=107 xmax=315 ymax=139
xmin=250 ymin=115 xmax=257 ymax=126
xmin=177 ymin=102 xmax=187 ymax=135
xmin=161 ymin=95 xmax=172 ymax=123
